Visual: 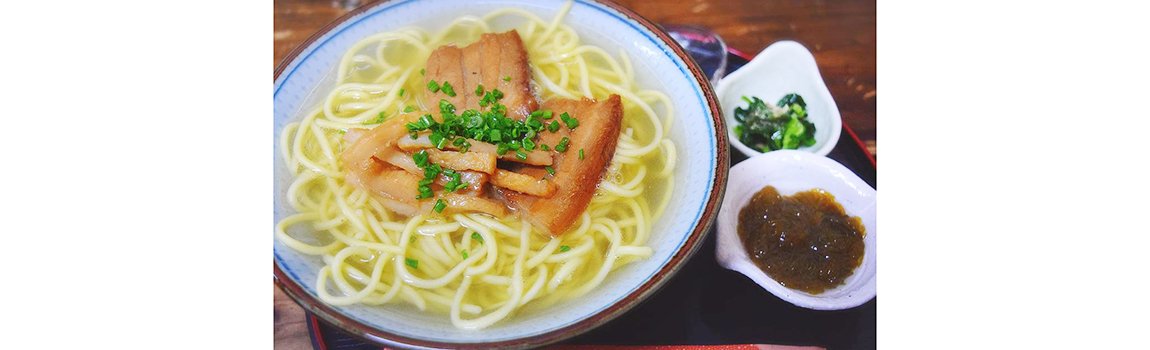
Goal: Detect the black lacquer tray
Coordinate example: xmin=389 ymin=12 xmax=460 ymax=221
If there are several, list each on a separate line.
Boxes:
xmin=306 ymin=50 xmax=877 ymax=350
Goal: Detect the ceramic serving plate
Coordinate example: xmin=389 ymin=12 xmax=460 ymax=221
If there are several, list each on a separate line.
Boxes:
xmin=715 ymin=41 xmax=842 ymax=158
xmin=272 ymin=0 xmax=727 ymax=348
xmin=715 ymin=150 xmax=876 ymax=310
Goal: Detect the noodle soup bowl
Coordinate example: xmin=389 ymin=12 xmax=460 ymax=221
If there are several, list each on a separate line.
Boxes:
xmin=273 ymin=0 xmax=727 ymax=348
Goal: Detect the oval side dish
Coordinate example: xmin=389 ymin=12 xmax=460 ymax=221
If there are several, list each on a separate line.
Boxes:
xmin=716 ymin=150 xmax=875 ymax=310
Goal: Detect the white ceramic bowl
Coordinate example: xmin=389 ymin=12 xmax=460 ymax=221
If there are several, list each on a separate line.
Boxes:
xmin=715 ymin=41 xmax=842 ymax=157
xmin=273 ymin=0 xmax=727 ymax=348
xmin=715 ymin=150 xmax=875 ymax=310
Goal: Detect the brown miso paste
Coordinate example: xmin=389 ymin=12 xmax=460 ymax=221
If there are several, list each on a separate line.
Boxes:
xmin=737 ymin=186 xmax=866 ymax=294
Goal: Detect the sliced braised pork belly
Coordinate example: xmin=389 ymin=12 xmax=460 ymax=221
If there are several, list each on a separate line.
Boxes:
xmin=424 ymin=30 xmax=537 ymax=119
xmin=397 ymin=133 xmax=553 ymax=166
xmin=500 ymin=95 xmax=624 ymax=236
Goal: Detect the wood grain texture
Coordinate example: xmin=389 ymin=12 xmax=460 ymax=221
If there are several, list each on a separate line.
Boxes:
xmin=273 ymin=282 xmax=313 ymax=350
xmin=273 ymin=1 xmax=875 ymax=348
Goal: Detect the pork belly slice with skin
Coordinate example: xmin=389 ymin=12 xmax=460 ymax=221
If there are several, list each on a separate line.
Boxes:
xmin=423 ymin=30 xmax=537 ymax=120
xmin=491 ymin=169 xmax=557 ymax=197
xmin=363 ymin=168 xmax=505 ymax=217
xmin=500 ymin=95 xmax=624 ymax=236
xmin=397 ymin=133 xmax=553 ymax=166
xmin=342 ymin=117 xmax=499 ymax=216
xmin=363 ymin=169 xmax=424 ymax=217
xmin=380 ymin=152 xmax=489 ymax=194
xmin=424 ymin=45 xmax=467 ymax=110
xmin=341 ymin=113 xmax=422 ymax=189
xmin=425 ymin=148 xmax=497 ymax=174
xmin=437 ymin=194 xmax=507 ymax=217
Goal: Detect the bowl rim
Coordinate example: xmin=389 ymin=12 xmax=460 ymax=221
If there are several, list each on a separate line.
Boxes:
xmin=272 ymin=0 xmax=729 ymax=348
xmin=714 ymin=40 xmax=843 ymax=158
xmin=715 ymin=150 xmax=876 ymax=310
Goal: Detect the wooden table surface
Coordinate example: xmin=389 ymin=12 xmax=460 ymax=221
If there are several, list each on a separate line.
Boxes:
xmin=273 ymin=0 xmax=875 ymax=348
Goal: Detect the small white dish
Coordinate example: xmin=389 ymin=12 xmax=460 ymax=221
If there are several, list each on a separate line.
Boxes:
xmin=715 ymin=150 xmax=875 ymax=310
xmin=715 ymin=40 xmax=842 ymax=157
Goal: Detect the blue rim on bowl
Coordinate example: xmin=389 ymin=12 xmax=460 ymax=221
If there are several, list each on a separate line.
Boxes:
xmin=272 ymin=0 xmax=728 ymax=348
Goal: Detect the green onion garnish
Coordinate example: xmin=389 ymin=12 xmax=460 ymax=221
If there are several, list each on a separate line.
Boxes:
xmin=545 ymin=166 xmax=555 ymax=175
xmin=413 ymin=150 xmax=429 ymax=167
xmin=554 ymin=137 xmax=570 ymax=152
xmin=433 ymin=198 xmax=447 ymax=213
xmin=427 ymin=80 xmax=440 ymax=92
xmin=559 ymin=245 xmax=571 ymax=252
xmin=560 ymin=112 xmax=579 ymax=129
xmin=471 ymin=232 xmax=484 ymax=243
xmin=364 ymin=112 xmax=387 ymax=125
xmin=442 ymin=81 xmax=456 ymax=97
xmin=405 ymin=258 xmax=419 ymax=269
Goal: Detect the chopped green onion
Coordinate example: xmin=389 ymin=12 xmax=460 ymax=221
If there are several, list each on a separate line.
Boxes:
xmin=503 ymin=75 xmax=511 ymax=82
xmin=433 ymin=198 xmax=447 ymax=213
xmin=403 ymin=105 xmax=415 ymax=113
xmin=429 ymin=132 xmax=446 ymax=150
xmin=461 ymin=250 xmax=469 ymax=259
xmin=545 ymin=166 xmax=555 ymax=175
xmin=554 ymin=137 xmax=570 ymax=152
xmin=439 ymin=99 xmax=455 ymax=115
xmin=413 ymin=150 xmax=429 ymax=167
xmin=405 ymin=258 xmax=419 ymax=269
xmin=471 ymin=232 xmax=484 ymax=243
xmin=523 ymin=138 xmax=536 ymax=151
xmin=559 ymin=245 xmax=571 ymax=252
xmin=364 ymin=112 xmax=387 ymax=125
xmin=398 ymin=88 xmax=405 ymax=97
xmin=442 ymin=81 xmax=456 ymax=97
xmin=427 ymin=80 xmax=440 ymax=93
xmin=417 ymin=187 xmax=433 ymax=200
xmin=515 ymin=148 xmax=528 ymax=161
xmin=560 ymin=112 xmax=579 ymax=129
xmin=444 ymin=172 xmax=463 ymax=192
xmin=475 ymin=84 xmax=485 ymax=96
xmin=548 ymin=120 xmax=560 ymax=133
xmin=578 ymin=148 xmax=585 ymax=160
xmin=541 ymin=144 xmax=550 ymax=151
